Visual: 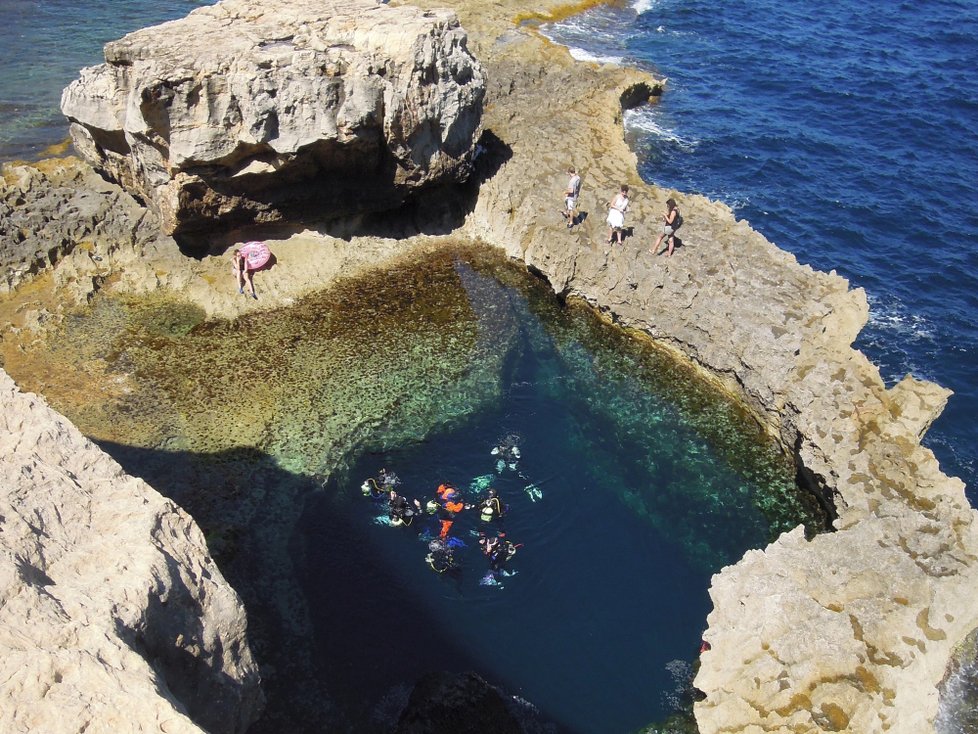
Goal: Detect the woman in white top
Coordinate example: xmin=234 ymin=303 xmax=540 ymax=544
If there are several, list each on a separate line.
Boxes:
xmin=606 ymin=184 xmax=630 ymax=245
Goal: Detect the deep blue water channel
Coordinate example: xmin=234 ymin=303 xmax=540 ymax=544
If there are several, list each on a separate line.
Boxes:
xmin=288 ymin=257 xmax=814 ymax=733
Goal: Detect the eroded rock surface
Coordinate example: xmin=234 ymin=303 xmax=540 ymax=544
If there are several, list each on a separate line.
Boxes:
xmin=0 ymin=158 xmax=159 ymax=294
xmin=61 ymin=0 xmax=486 ymax=236
xmin=0 ymin=369 xmax=262 ymax=734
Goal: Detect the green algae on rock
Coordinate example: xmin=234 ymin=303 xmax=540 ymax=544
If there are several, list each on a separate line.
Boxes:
xmin=4 ymin=244 xmax=822 ymax=574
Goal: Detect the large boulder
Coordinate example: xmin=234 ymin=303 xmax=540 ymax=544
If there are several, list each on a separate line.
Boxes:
xmin=0 ymin=369 xmax=263 ymax=733
xmin=61 ymin=0 xmax=486 ymax=236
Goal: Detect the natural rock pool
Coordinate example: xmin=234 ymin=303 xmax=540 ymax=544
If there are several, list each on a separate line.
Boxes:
xmin=2 ymin=245 xmax=825 ymax=732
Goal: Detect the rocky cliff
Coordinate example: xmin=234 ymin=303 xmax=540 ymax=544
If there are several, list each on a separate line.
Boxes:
xmin=0 ymin=369 xmax=263 ymax=734
xmin=61 ymin=0 xmax=486 ymax=237
xmin=2 ymin=0 xmax=976 ymax=732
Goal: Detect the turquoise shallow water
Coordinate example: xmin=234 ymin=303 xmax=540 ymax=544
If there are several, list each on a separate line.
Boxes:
xmin=30 ymin=250 xmax=819 ymax=733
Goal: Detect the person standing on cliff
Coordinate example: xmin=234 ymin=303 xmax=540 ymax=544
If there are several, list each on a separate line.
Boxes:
xmin=651 ymin=198 xmax=683 ymax=256
xmin=560 ymin=166 xmax=582 ymax=228
xmin=606 ymin=184 xmax=630 ymax=245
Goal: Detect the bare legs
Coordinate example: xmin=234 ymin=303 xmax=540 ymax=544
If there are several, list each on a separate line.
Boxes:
xmin=244 ymin=270 xmax=257 ymax=298
xmin=235 ymin=267 xmax=257 ymax=298
xmin=664 ymin=234 xmax=676 ymax=256
xmin=650 ymin=234 xmax=675 ymax=256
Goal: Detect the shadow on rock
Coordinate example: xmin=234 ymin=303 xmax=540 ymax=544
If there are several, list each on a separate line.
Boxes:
xmin=173 ymin=129 xmax=514 ymax=257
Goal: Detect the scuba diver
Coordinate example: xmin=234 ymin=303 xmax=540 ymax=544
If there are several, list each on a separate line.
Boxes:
xmin=430 ymin=482 xmax=468 ymax=539
xmin=491 ymin=434 xmax=522 ymax=472
xmin=425 ymin=538 xmax=460 ymax=575
xmin=479 ymin=532 xmax=521 ymax=572
xmin=388 ymin=489 xmax=421 ymax=527
xmin=478 ymin=488 xmax=505 ymax=524
xmin=361 ymin=467 xmax=401 ymax=498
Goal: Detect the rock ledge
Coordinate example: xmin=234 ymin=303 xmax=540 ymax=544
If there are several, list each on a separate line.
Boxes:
xmin=61 ymin=0 xmax=486 ymax=236
xmin=0 ymin=370 xmax=262 ymax=734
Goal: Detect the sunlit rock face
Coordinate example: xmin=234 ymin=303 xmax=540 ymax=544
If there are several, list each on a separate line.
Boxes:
xmin=61 ymin=0 xmax=486 ymax=236
xmin=0 ymin=369 xmax=262 ymax=734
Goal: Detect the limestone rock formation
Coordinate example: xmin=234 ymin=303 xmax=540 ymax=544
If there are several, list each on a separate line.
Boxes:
xmin=0 ymin=369 xmax=262 ymax=734
xmin=1 ymin=157 xmax=160 ymax=294
xmin=61 ymin=0 xmax=486 ymax=236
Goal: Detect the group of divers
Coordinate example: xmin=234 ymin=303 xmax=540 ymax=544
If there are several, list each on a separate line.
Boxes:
xmin=360 ymin=434 xmax=543 ymax=588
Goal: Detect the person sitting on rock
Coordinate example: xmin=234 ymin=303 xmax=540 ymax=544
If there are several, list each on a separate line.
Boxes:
xmin=231 ymin=248 xmax=257 ymax=299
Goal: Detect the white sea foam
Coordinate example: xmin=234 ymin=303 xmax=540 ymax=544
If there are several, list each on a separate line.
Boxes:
xmin=866 ymin=296 xmax=935 ymax=341
xmin=567 ymin=47 xmax=625 ymax=65
xmin=631 ymin=0 xmax=660 ymax=15
xmin=623 ymin=107 xmax=699 ymax=152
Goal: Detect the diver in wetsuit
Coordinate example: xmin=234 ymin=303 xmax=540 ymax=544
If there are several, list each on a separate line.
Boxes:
xmin=491 ymin=434 xmax=521 ymax=471
xmin=478 ymin=488 xmax=504 ymax=523
xmin=426 ymin=538 xmax=459 ymax=574
xmin=432 ymin=483 xmax=468 ymax=539
xmin=480 ymin=533 xmax=520 ymax=571
xmin=362 ymin=467 xmax=401 ymax=498
xmin=388 ymin=489 xmax=420 ymax=526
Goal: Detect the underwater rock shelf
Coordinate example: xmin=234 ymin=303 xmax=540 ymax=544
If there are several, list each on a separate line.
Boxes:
xmin=0 ymin=0 xmax=975 ymax=731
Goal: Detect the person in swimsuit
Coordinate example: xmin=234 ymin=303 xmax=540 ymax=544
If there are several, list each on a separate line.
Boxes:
xmin=231 ymin=249 xmax=257 ymax=299
xmin=606 ymin=184 xmax=630 ymax=245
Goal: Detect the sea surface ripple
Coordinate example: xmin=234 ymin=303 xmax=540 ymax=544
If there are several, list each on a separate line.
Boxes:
xmin=544 ymin=0 xmax=978 ymax=501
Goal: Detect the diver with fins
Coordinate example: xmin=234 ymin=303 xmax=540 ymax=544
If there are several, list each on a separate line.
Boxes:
xmin=478 ymin=487 xmax=505 ymax=523
xmin=388 ymin=489 xmax=421 ymax=527
xmin=361 ymin=467 xmax=401 ymax=499
xmin=425 ymin=538 xmax=461 ymax=575
xmin=428 ymin=482 xmax=469 ymax=539
xmin=479 ymin=532 xmax=521 ymax=572
xmin=491 ymin=434 xmax=521 ymax=472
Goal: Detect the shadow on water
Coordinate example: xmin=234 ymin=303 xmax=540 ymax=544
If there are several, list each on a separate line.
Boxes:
xmin=4 ymin=245 xmax=826 ymax=733
xmin=96 ymin=440 xmax=571 ymax=733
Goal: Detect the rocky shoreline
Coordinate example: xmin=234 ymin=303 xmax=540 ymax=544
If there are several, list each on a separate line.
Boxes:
xmin=0 ymin=370 xmax=262 ymax=733
xmin=1 ymin=0 xmax=975 ymax=732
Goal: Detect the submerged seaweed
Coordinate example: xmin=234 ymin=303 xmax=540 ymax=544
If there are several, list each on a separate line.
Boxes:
xmin=2 ymin=244 xmax=825 ymax=732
